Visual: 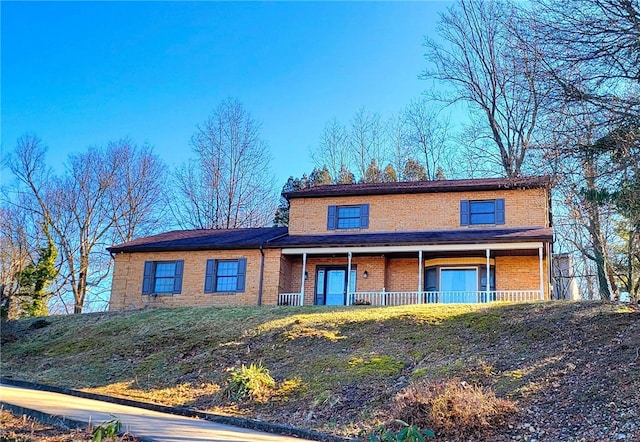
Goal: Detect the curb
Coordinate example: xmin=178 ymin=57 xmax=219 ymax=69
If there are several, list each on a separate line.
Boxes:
xmin=0 ymin=377 xmax=355 ymax=442
xmin=0 ymin=402 xmax=157 ymax=442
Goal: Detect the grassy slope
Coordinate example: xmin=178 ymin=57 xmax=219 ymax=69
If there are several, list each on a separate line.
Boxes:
xmin=2 ymin=302 xmax=639 ymax=439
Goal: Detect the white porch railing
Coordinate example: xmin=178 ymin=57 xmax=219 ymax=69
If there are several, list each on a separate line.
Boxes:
xmin=350 ymin=290 xmax=542 ymax=306
xmin=277 ymin=290 xmax=542 ymax=307
xmin=277 ymin=292 xmax=304 ymax=306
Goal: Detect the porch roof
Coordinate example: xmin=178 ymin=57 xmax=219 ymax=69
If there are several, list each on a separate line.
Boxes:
xmin=107 ymin=226 xmax=552 ymax=254
xmin=269 ymin=227 xmax=552 ymax=249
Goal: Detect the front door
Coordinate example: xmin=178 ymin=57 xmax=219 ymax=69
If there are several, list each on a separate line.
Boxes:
xmin=325 ymin=269 xmax=346 ymax=305
xmin=315 ymin=266 xmax=357 ymax=305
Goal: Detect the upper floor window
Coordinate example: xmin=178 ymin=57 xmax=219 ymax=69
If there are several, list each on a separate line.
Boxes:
xmin=327 ymin=204 xmax=369 ymax=230
xmin=204 ymin=258 xmax=247 ymax=293
xmin=460 ymin=199 xmax=505 ymax=226
xmin=142 ymin=260 xmax=184 ymax=295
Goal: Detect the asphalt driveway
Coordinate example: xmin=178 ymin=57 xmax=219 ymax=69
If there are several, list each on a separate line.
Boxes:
xmin=0 ymin=384 xmax=315 ymax=442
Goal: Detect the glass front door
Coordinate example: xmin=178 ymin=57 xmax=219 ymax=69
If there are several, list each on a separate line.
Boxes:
xmin=325 ymin=270 xmax=346 ymax=305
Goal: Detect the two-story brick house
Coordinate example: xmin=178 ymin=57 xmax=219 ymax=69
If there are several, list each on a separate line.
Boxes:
xmin=107 ymin=176 xmax=553 ymax=310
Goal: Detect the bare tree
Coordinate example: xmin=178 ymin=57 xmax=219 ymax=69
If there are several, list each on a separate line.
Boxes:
xmin=423 ymin=0 xmax=544 ymax=178
xmin=0 ymin=206 xmax=36 ymax=318
xmin=532 ymin=0 xmax=639 ymax=125
xmin=173 ymin=98 xmax=276 ymax=230
xmin=385 ymin=112 xmax=412 ymax=178
xmin=4 ymin=135 xmax=167 ymax=313
xmin=349 ymin=107 xmax=387 ymax=180
xmin=311 ymin=118 xmax=352 ymax=183
xmin=403 ymin=98 xmax=450 ymax=180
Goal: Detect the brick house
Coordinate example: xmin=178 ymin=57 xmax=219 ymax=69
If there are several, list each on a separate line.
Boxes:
xmin=107 ymin=176 xmax=553 ymax=310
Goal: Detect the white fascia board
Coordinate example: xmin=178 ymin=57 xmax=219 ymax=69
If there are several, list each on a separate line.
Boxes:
xmin=281 ymin=242 xmax=545 ymax=255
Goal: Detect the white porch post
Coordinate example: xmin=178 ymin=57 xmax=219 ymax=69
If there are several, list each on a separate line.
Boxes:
xmin=300 ymin=252 xmax=307 ymax=306
xmin=539 ymin=246 xmax=544 ymax=300
xmin=418 ymin=250 xmax=423 ymax=304
xmin=486 ymin=248 xmax=491 ymax=302
xmin=346 ymin=251 xmax=353 ymax=305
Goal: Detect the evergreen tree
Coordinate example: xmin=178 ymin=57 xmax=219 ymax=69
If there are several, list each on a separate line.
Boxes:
xmin=403 ymin=158 xmax=428 ymax=182
xmin=363 ymin=159 xmax=383 ymax=183
xmin=336 ymin=164 xmax=356 ymax=184
xmin=309 ymin=165 xmax=332 ymax=187
xmin=382 ymin=163 xmax=398 ymax=183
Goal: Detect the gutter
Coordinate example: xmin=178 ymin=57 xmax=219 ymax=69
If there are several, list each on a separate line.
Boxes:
xmin=257 ymin=246 xmax=265 ymax=306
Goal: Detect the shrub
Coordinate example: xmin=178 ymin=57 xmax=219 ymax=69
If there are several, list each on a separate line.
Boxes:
xmin=226 ymin=362 xmax=276 ymax=403
xmin=361 ymin=421 xmax=435 ymax=441
xmin=91 ymin=416 xmax=122 ymax=442
xmin=391 ymin=379 xmax=516 ymax=439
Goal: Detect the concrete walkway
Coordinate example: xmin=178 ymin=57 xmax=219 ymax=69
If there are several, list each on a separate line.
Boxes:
xmin=0 ymin=384 xmax=315 ymax=442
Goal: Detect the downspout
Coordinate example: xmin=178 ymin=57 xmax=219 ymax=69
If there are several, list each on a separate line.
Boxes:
xmin=257 ymin=246 xmax=265 ymax=306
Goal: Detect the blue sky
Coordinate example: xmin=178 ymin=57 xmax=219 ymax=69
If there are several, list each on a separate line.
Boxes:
xmin=2 ymin=1 xmax=450 ymax=186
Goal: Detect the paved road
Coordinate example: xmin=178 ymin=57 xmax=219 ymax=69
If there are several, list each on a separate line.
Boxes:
xmin=0 ymin=384 xmax=314 ymax=442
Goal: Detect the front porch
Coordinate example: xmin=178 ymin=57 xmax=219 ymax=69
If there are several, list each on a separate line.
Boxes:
xmin=276 ymin=240 xmax=551 ymax=306
xmin=278 ymin=289 xmax=543 ymax=306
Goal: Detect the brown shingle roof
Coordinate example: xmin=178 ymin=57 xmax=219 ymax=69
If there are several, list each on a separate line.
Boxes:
xmin=283 ymin=176 xmax=552 ymax=199
xmin=107 ymin=227 xmax=288 ymax=253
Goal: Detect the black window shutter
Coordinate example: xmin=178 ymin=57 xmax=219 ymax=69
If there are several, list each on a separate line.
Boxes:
xmin=142 ymin=261 xmax=153 ymax=295
xmin=236 ymin=258 xmax=247 ymax=292
xmin=204 ymin=259 xmax=216 ymax=293
xmin=360 ymin=203 xmax=369 ymax=229
xmin=495 ymin=198 xmax=505 ymax=224
xmin=173 ymin=260 xmax=184 ymax=294
xmin=460 ymin=200 xmax=470 ymax=225
xmin=327 ymin=205 xmax=336 ymax=230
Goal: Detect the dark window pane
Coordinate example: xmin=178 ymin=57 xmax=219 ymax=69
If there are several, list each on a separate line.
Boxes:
xmin=217 ymin=261 xmax=238 ymax=276
xmin=337 ymin=206 xmax=361 ymax=229
xmin=470 ymin=212 xmax=496 ymax=224
xmin=153 ymin=262 xmax=176 ymax=293
xmin=216 ymin=260 xmax=239 ymax=292
xmin=470 ymin=201 xmax=495 ymax=214
xmin=216 ymin=276 xmax=238 ymax=292
xmin=469 ymin=201 xmax=496 ymax=225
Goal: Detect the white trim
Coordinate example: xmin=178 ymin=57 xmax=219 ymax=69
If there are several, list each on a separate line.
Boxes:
xmin=281 ymin=241 xmax=545 ymax=255
xmin=418 ymin=250 xmax=423 ymax=299
xmin=346 ymin=252 xmax=352 ymax=305
xmin=539 ymin=246 xmax=544 ymax=300
xmin=300 ymin=252 xmax=307 ymax=306
xmin=486 ymin=248 xmax=491 ymax=299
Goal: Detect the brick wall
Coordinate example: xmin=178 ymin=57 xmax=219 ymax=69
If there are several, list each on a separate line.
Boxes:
xmin=288 ymin=188 xmax=549 ymax=235
xmin=109 ymin=248 xmax=282 ymax=311
xmin=496 ymin=255 xmax=550 ymax=299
